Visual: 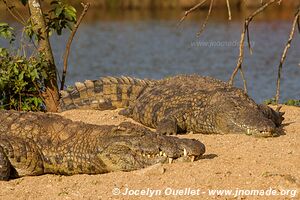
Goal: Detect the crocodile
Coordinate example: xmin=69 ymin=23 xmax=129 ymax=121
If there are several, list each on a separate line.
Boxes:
xmin=0 ymin=110 xmax=205 ymax=181
xmin=59 ymin=74 xmax=284 ymax=137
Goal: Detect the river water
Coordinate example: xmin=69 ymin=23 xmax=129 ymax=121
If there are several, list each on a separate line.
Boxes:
xmin=1 ymin=9 xmax=299 ymax=102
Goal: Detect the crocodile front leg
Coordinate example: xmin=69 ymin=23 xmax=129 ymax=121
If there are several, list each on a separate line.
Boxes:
xmin=0 ymin=136 xmax=44 ymax=180
xmin=157 ymin=117 xmax=178 ymax=135
xmin=156 ymin=111 xmax=188 ymax=135
xmin=0 ymin=146 xmax=11 ymax=181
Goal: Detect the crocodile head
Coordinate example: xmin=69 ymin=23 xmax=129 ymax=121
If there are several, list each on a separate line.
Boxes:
xmin=98 ymin=122 xmax=205 ymax=172
xmin=212 ymin=90 xmax=284 ymax=137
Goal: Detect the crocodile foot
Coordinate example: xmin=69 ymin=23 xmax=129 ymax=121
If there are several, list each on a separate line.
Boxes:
xmin=0 ymin=146 xmax=11 ymax=181
xmin=157 ymin=118 xmax=178 ymax=135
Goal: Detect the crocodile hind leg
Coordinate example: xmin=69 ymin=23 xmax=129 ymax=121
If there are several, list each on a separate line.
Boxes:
xmin=0 ymin=146 xmax=11 ymax=181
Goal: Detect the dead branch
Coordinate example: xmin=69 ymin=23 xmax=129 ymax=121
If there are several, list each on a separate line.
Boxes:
xmin=239 ymin=66 xmax=248 ymax=93
xmin=178 ymin=0 xmax=207 ymax=26
xmin=275 ymin=8 xmax=299 ymax=104
xmin=228 ymin=0 xmax=278 ymax=90
xmin=246 ymin=23 xmax=253 ymax=54
xmin=228 ymin=22 xmax=247 ymax=91
xmin=197 ymin=0 xmax=214 ymax=36
xmin=297 ymin=8 xmax=300 ymax=33
xmin=2 ymin=0 xmax=26 ymax=25
xmin=60 ymin=3 xmax=90 ymax=91
xmin=226 ymin=0 xmax=231 ymax=20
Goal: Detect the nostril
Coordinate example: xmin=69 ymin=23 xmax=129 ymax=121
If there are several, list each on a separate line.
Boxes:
xmin=259 ymin=127 xmax=274 ymax=134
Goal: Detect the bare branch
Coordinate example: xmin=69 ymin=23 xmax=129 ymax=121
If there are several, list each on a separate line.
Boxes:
xmin=197 ymin=0 xmax=214 ymax=36
xmin=239 ymin=66 xmax=248 ymax=93
xmin=178 ymin=0 xmax=207 ymax=26
xmin=60 ymin=3 xmax=90 ymax=91
xmin=229 ymin=22 xmax=247 ymax=91
xmin=226 ymin=0 xmax=232 ymax=20
xmin=2 ymin=0 xmax=26 ymax=25
xmin=297 ymin=7 xmax=300 ymax=33
xmin=246 ymin=25 xmax=253 ymax=54
xmin=228 ymin=0 xmax=278 ymax=88
xmin=275 ymin=9 xmax=299 ymax=104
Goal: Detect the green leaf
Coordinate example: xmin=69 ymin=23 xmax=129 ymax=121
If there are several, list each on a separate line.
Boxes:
xmin=0 ymin=48 xmax=8 ymax=57
xmin=0 ymin=23 xmax=15 ymax=43
xmin=55 ymin=6 xmax=63 ymax=16
xmin=13 ymin=65 xmax=19 ymax=74
xmin=65 ymin=6 xmax=77 ymax=21
xmin=50 ymin=1 xmax=59 ymax=5
xmin=0 ymin=22 xmax=9 ymax=27
xmin=20 ymin=0 xmax=28 ymax=6
xmin=16 ymin=59 xmax=24 ymax=63
xmin=30 ymin=69 xmax=39 ymax=80
xmin=18 ymin=71 xmax=24 ymax=80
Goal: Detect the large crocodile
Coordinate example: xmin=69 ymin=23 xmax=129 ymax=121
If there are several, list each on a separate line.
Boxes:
xmin=0 ymin=110 xmax=205 ymax=181
xmin=59 ymin=74 xmax=284 ymax=137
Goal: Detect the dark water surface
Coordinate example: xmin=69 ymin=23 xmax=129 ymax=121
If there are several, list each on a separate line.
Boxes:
xmin=1 ymin=9 xmax=299 ymax=102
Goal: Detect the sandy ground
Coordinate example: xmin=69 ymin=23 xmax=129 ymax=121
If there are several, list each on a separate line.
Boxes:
xmin=0 ymin=105 xmax=299 ymax=200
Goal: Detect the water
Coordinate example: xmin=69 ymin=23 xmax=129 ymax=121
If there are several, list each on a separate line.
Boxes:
xmin=1 ymin=9 xmax=299 ymax=103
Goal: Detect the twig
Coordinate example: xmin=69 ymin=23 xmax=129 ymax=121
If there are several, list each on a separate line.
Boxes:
xmin=197 ymin=0 xmax=214 ymax=36
xmin=60 ymin=3 xmax=90 ymax=91
xmin=178 ymin=0 xmax=207 ymax=26
xmin=228 ymin=0 xmax=278 ymax=89
xmin=229 ymin=22 xmax=247 ymax=91
xmin=297 ymin=8 xmax=300 ymax=33
xmin=246 ymin=25 xmax=253 ymax=54
xmin=2 ymin=0 xmax=26 ymax=25
xmin=19 ymin=92 xmax=22 ymax=111
xmin=239 ymin=67 xmax=248 ymax=93
xmin=275 ymin=8 xmax=299 ymax=104
xmin=32 ymin=80 xmax=44 ymax=101
xmin=226 ymin=0 xmax=231 ymax=20
xmin=11 ymin=2 xmax=27 ymax=24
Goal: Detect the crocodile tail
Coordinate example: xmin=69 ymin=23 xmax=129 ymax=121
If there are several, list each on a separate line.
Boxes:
xmin=58 ymin=76 xmax=154 ymax=112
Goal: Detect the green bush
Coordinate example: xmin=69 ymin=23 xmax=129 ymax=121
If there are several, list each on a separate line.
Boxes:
xmin=0 ymin=0 xmax=77 ymax=111
xmin=0 ymin=48 xmax=48 ymax=111
xmin=263 ymin=98 xmax=300 ymax=107
xmin=284 ymin=99 xmax=300 ymax=107
xmin=263 ymin=98 xmax=276 ymax=105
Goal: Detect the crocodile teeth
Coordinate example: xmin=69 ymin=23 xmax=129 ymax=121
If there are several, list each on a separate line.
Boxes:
xmin=168 ymin=158 xmax=173 ymax=164
xmin=163 ymin=153 xmax=167 ymax=157
xmin=183 ymin=148 xmax=187 ymax=156
xmin=247 ymin=129 xmax=250 ymax=135
xmin=190 ymin=156 xmax=195 ymax=162
xmin=159 ymin=151 xmax=163 ymax=156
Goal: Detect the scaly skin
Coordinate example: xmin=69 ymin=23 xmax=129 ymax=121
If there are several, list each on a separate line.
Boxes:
xmin=59 ymin=76 xmax=154 ymax=111
xmin=59 ymin=74 xmax=284 ymax=137
xmin=0 ymin=110 xmax=205 ymax=181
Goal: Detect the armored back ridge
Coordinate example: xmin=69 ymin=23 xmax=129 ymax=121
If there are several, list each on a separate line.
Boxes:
xmin=59 ymin=76 xmax=155 ymax=111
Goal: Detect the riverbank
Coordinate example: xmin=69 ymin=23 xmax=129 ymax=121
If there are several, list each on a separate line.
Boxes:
xmin=0 ymin=105 xmax=299 ymax=199
xmin=1 ymin=0 xmax=299 ymax=10
xmin=85 ymin=0 xmax=299 ymax=9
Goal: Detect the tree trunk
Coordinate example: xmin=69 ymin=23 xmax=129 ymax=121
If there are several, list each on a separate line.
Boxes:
xmin=28 ymin=0 xmax=59 ymax=112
